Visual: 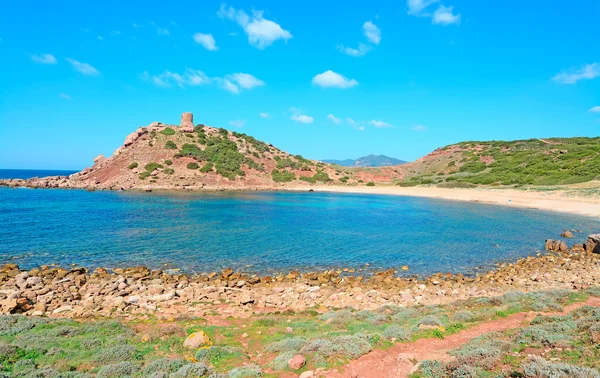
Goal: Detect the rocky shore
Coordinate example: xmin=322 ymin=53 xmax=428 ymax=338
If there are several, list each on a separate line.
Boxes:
xmin=2 ymin=236 xmax=600 ymax=320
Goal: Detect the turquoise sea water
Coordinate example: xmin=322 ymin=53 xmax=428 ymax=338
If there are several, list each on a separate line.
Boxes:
xmin=0 ymin=169 xmax=77 ymax=179
xmin=1 ymin=176 xmax=599 ymax=276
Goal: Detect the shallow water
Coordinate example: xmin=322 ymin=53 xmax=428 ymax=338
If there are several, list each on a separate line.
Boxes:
xmin=1 ymin=184 xmax=598 ymax=276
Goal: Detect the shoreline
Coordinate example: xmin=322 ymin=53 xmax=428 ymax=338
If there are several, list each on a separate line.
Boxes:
xmin=285 ymin=185 xmax=600 ymax=218
xmin=3 ymin=176 xmax=600 ymax=217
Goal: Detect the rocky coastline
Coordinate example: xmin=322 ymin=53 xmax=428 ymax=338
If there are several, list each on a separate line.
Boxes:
xmin=2 ymin=236 xmax=600 ymax=320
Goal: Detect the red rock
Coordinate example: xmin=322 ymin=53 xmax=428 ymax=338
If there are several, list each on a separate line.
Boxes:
xmin=288 ymin=354 xmax=306 ymax=370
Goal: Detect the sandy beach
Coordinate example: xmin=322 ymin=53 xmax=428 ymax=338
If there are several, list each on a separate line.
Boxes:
xmin=288 ymin=185 xmax=600 ymax=218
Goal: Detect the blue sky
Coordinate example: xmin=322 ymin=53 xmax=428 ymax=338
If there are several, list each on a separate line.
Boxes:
xmin=0 ymin=0 xmax=599 ymax=169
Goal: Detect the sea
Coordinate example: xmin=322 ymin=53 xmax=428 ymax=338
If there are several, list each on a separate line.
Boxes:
xmin=1 ymin=169 xmax=598 ymax=276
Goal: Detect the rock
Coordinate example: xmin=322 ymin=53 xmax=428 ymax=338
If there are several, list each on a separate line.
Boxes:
xmin=222 ymin=268 xmax=233 ymax=279
xmin=93 ymin=154 xmax=107 ymax=166
xmin=180 ymin=112 xmax=195 ymax=133
xmin=288 ymin=354 xmax=306 ymax=370
xmin=53 ymin=305 xmax=73 ymax=314
xmin=561 ymin=230 xmax=573 ymax=238
xmin=401 ymin=265 xmax=409 ymax=271
xmin=183 ymin=331 xmax=210 ymax=349
xmin=123 ymin=127 xmax=147 ymax=147
xmin=1 ymin=298 xmax=18 ymax=314
xmin=299 ymin=371 xmax=314 ymax=378
xmin=586 ymin=234 xmax=600 ymax=254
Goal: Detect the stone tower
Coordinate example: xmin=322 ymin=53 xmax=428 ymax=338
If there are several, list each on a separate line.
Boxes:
xmin=180 ymin=112 xmax=194 ymax=133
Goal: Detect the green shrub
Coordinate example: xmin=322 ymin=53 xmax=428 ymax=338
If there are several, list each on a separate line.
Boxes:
xmin=417 ymin=315 xmax=443 ymax=327
xmin=127 ymin=162 xmax=138 ymax=170
xmin=228 ymin=364 xmax=262 ymax=378
xmin=141 ymin=358 xmax=187 ymax=375
xmin=383 ymin=325 xmax=411 ymax=341
xmin=522 ymin=356 xmax=600 ymax=378
xmin=454 ymin=310 xmax=475 ymax=322
xmin=366 ymin=181 xmax=375 ymax=186
xmin=267 ymin=337 xmax=307 ymax=353
xmin=194 ymin=346 xmax=242 ymax=365
xmin=187 ymin=162 xmax=199 ymax=170
xmin=94 ymin=344 xmax=140 ymax=364
xmin=97 ymin=362 xmax=138 ymax=378
xmin=170 ymin=362 xmax=212 ymax=378
xmin=271 ymin=351 xmax=295 ymax=370
xmin=160 ymin=127 xmax=176 ymax=136
xmin=144 ymin=162 xmax=163 ymax=172
xmin=165 ymin=141 xmax=177 ymax=150
xmin=163 ymin=168 xmax=175 ymax=175
xmin=165 ymin=159 xmax=173 ymax=165
xmin=272 ymin=169 xmax=296 ymax=182
xmin=199 ymin=162 xmax=214 ymax=173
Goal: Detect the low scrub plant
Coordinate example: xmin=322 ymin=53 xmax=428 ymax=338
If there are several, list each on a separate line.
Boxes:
xmin=187 ymin=162 xmax=199 ymax=170
xmin=159 ymin=127 xmax=175 ymax=136
xmin=127 ymin=162 xmax=138 ymax=169
xmin=165 ymin=141 xmax=178 ymax=150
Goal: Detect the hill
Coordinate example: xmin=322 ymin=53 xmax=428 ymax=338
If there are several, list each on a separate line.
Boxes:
xmin=0 ymin=113 xmax=401 ymax=190
xmin=323 ymin=154 xmax=407 ymax=167
xmin=398 ymin=137 xmax=600 ymax=187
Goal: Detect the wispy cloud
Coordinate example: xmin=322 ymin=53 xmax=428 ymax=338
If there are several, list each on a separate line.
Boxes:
xmin=407 ymin=0 xmax=460 ymax=26
xmin=337 ymin=43 xmax=372 ymax=57
xmin=363 ymin=21 xmax=381 ymax=45
xmin=193 ymin=33 xmax=218 ymax=51
xmin=29 ymin=53 xmax=57 ymax=64
xmin=259 ymin=112 xmax=270 ymax=118
xmin=229 ymin=120 xmax=245 ymax=128
xmin=142 ymin=69 xmax=264 ymax=94
xmin=132 ymin=23 xmax=143 ymax=28
xmin=59 ymin=93 xmax=71 ymax=100
xmin=66 ymin=58 xmax=100 ymax=76
xmin=407 ymin=0 xmax=438 ymax=15
xmin=327 ymin=114 xmax=342 ymax=124
xmin=312 ymin=70 xmax=358 ymax=89
xmin=370 ymin=120 xmax=392 ymax=128
xmin=219 ymin=73 xmax=265 ymax=94
xmin=552 ymin=63 xmax=600 ymax=84
xmin=290 ymin=108 xmax=314 ymax=124
xmin=150 ymin=21 xmax=170 ymax=36
xmin=110 ymin=30 xmax=121 ymax=36
xmin=217 ymin=4 xmax=292 ymax=49
xmin=432 ymin=6 xmax=460 ymax=25
xmin=142 ymin=69 xmax=210 ymax=88
xmin=412 ymin=125 xmax=427 ymax=131
xmin=338 ymin=21 xmax=380 ymax=57
xmin=589 ymin=106 xmax=600 ymax=113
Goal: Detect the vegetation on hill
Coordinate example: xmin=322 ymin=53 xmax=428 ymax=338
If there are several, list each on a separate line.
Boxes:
xmin=402 ymin=137 xmax=600 ymax=187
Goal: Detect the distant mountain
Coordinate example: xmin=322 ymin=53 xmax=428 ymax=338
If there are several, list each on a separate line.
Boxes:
xmin=323 ymin=154 xmax=407 ymax=167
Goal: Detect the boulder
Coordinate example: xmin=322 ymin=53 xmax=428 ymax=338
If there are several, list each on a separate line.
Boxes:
xmin=124 ymin=128 xmax=148 ymax=147
xmin=299 ymin=372 xmax=315 ymax=378
xmin=586 ymin=234 xmax=600 ymax=254
xmin=183 ymin=331 xmax=210 ymax=349
xmin=93 ymin=154 xmax=107 ymax=166
xmin=180 ymin=112 xmax=195 ymax=133
xmin=288 ymin=354 xmax=306 ymax=370
xmin=561 ymin=230 xmax=573 ymax=238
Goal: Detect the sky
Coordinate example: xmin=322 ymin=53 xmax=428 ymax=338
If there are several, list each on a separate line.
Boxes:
xmin=0 ymin=0 xmax=599 ymax=170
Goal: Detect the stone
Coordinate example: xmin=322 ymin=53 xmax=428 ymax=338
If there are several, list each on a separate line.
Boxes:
xmin=93 ymin=154 xmax=107 ymax=165
xmin=183 ymin=331 xmax=210 ymax=349
xmin=288 ymin=354 xmax=306 ymax=370
xmin=180 ymin=112 xmax=195 ymax=133
xmin=586 ymin=234 xmax=600 ymax=254
xmin=53 ymin=305 xmax=73 ymax=314
xmin=299 ymin=371 xmax=315 ymax=378
xmin=123 ymin=128 xmax=147 ymax=147
xmin=561 ymin=230 xmax=573 ymax=238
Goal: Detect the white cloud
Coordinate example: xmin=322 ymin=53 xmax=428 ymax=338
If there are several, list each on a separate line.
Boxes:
xmin=290 ymin=108 xmax=314 ymax=124
xmin=589 ymin=106 xmax=600 ymax=113
xmin=217 ymin=4 xmax=292 ymax=49
xmin=259 ymin=112 xmax=270 ymax=118
xmin=97 ymin=35 xmax=104 ymax=40
xmin=66 ymin=58 xmax=100 ymax=76
xmin=432 ymin=6 xmax=461 ymax=25
xmin=132 ymin=23 xmax=143 ymax=28
xmin=229 ymin=120 xmax=245 ymax=128
xmin=370 ymin=120 xmax=392 ymax=128
xmin=337 ymin=43 xmax=372 ymax=57
xmin=312 ymin=70 xmax=358 ymax=89
xmin=59 ymin=93 xmax=71 ymax=100
xmin=407 ymin=0 xmax=438 ymax=15
xmin=346 ymin=118 xmax=365 ymax=131
xmin=219 ymin=73 xmax=265 ymax=94
xmin=193 ymin=33 xmax=218 ymax=51
xmin=29 ymin=53 xmax=57 ymax=64
xmin=327 ymin=114 xmax=342 ymax=124
xmin=142 ymin=69 xmax=210 ymax=88
xmin=110 ymin=30 xmax=121 ymax=36
xmin=363 ymin=21 xmax=381 ymax=45
xmin=552 ymin=63 xmax=600 ymax=84
xmin=157 ymin=27 xmax=170 ymax=36
xmin=142 ymin=69 xmax=263 ymax=94
xmin=412 ymin=125 xmax=427 ymax=131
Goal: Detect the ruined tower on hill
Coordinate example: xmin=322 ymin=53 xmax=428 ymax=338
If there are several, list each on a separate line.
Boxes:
xmin=180 ymin=112 xmax=194 ymax=133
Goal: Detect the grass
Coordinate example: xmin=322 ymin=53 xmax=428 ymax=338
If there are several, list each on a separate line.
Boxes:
xmin=2 ymin=288 xmax=599 ymax=377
